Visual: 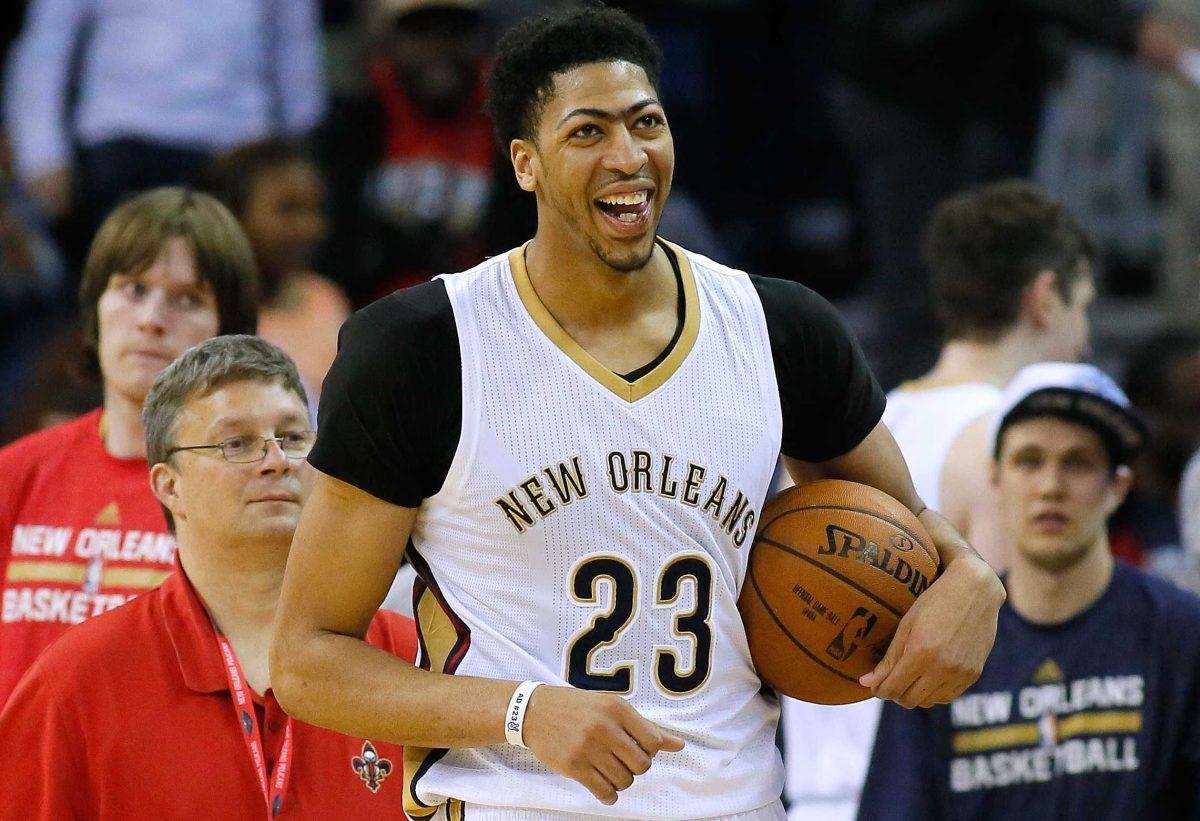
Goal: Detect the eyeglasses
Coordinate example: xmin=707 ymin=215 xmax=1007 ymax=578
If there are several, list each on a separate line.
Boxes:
xmin=167 ymin=431 xmax=316 ymax=464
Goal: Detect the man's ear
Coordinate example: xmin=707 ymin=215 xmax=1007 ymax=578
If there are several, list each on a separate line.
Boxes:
xmin=511 ymin=138 xmax=539 ymax=193
xmin=150 ymin=463 xmax=185 ymax=523
xmin=1104 ymin=465 xmax=1135 ymax=516
xmin=1023 ymin=270 xmax=1061 ymax=330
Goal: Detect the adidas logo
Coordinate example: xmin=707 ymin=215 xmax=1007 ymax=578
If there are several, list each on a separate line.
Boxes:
xmin=95 ymin=501 xmax=121 ymax=527
xmin=1032 ymin=658 xmax=1063 ymax=684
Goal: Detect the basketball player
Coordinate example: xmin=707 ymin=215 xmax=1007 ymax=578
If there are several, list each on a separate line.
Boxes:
xmin=271 ymin=6 xmax=1004 ymax=819
xmin=783 ymin=180 xmax=1096 ymax=820
xmin=859 ymin=363 xmax=1200 ymax=819
xmin=0 ymin=188 xmax=258 ymax=705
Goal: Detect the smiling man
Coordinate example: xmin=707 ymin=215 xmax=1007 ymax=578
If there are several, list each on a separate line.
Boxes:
xmin=271 ymin=5 xmax=1004 ymax=820
xmin=0 ymin=187 xmax=258 ymax=704
xmin=859 ymin=363 xmax=1200 ymax=820
xmin=0 ymin=336 xmax=417 ymax=818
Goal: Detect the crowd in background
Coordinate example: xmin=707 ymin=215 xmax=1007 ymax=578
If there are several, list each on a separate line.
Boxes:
xmin=2 ymin=0 xmax=1200 ymax=582
xmin=2 ymin=1 xmax=1200 ymax=820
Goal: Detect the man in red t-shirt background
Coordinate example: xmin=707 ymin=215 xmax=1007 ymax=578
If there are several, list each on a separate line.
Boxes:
xmin=0 ymin=335 xmax=418 ymax=818
xmin=0 ymin=187 xmax=259 ymax=704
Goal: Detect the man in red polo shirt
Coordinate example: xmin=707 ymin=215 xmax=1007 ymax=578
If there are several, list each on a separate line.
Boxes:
xmin=0 ymin=335 xmax=417 ymax=819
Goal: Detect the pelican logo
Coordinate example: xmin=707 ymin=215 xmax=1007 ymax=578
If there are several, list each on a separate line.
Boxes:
xmin=826 ymin=607 xmax=878 ymax=662
xmin=351 ymin=740 xmax=393 ymax=793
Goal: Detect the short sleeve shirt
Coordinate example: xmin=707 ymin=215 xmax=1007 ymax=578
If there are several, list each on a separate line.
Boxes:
xmin=310 ymin=245 xmax=884 ymax=507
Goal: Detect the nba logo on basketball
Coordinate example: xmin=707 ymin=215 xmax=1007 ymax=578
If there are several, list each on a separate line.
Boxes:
xmin=826 ymin=607 xmax=878 ymax=662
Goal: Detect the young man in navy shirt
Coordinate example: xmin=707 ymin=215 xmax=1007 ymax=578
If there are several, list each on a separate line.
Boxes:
xmin=859 ymin=362 xmax=1200 ymax=820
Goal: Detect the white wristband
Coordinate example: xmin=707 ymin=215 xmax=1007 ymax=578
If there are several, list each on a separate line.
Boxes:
xmin=504 ymin=680 xmax=545 ymax=748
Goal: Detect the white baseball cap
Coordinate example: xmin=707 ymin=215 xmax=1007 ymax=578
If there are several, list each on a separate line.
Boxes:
xmin=991 ymin=362 xmax=1147 ymax=466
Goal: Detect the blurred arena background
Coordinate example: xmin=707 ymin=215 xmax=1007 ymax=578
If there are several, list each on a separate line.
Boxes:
xmin=1 ymin=0 xmax=1198 ymax=581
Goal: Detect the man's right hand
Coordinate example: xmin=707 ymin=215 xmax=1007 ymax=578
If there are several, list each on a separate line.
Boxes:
xmin=521 ymin=686 xmax=685 ymax=806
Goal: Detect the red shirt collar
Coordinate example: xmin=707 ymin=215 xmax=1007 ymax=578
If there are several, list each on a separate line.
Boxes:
xmin=157 ymin=564 xmax=231 ymax=694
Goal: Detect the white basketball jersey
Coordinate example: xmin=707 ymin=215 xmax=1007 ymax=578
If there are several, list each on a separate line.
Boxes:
xmin=782 ymin=380 xmax=1000 ymax=817
xmin=881 ymin=382 xmax=1002 ymax=510
xmin=403 ymin=244 xmax=785 ymax=819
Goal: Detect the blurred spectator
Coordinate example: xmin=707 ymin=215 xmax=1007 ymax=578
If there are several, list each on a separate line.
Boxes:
xmin=825 ymin=0 xmax=1191 ymax=388
xmin=896 ymin=180 xmax=1095 ymax=570
xmin=1177 ymin=446 xmax=1200 ymax=592
xmin=1110 ymin=330 xmax=1200 ymax=569
xmin=0 ymin=130 xmax=67 ymax=434
xmin=3 ymin=0 xmax=325 ymax=264
xmin=0 ymin=188 xmax=258 ymax=705
xmin=353 ymin=0 xmax=495 ymax=299
xmin=200 ymin=139 xmax=349 ymax=412
xmin=860 ymin=364 xmax=1200 ymax=821
xmin=1155 ymin=0 xmax=1200 ymax=326
xmin=1034 ymin=45 xmax=1160 ymax=298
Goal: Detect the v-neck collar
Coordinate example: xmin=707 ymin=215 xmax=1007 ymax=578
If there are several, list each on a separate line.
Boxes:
xmin=509 ymin=238 xmax=701 ymax=403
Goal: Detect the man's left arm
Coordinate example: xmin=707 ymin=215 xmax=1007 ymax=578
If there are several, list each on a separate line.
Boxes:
xmin=784 ymin=421 xmax=1004 ymax=709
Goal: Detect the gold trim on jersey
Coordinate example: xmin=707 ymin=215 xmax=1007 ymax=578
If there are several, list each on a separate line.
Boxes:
xmin=404 ymin=579 xmax=470 ymax=819
xmin=508 ymin=239 xmax=701 ymax=403
xmin=5 ymin=561 xmax=169 ymax=590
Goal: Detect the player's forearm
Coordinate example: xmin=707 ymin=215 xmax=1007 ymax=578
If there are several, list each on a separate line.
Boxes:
xmin=271 ymin=628 xmax=515 ymax=748
xmin=811 ymin=422 xmax=926 ymax=514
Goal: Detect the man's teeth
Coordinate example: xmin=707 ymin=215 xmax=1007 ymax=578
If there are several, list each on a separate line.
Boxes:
xmin=598 ymin=191 xmax=649 ymax=206
xmin=618 ymin=212 xmax=639 ymax=222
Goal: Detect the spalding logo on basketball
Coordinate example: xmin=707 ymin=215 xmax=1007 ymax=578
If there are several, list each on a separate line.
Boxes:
xmin=737 ymin=479 xmax=940 ymax=704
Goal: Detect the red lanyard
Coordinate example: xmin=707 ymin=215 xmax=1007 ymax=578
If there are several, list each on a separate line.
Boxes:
xmin=215 ymin=632 xmax=295 ymax=818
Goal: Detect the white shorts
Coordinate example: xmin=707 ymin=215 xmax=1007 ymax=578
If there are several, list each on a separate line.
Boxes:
xmin=444 ymin=799 xmax=787 ymax=821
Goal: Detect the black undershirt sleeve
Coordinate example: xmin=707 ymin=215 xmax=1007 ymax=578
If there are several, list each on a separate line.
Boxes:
xmin=308 ymin=280 xmax=462 ymax=508
xmin=621 ymin=242 xmax=685 ymax=382
xmin=750 ymin=275 xmax=886 ymax=462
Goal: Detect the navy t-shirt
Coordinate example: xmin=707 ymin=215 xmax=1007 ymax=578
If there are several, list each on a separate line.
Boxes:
xmin=859 ymin=563 xmax=1200 ymax=820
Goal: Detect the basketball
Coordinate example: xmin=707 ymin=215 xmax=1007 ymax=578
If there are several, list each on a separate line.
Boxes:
xmin=738 ymin=479 xmax=940 ymax=705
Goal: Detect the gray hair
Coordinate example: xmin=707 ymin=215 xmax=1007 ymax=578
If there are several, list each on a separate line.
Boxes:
xmin=143 ymin=335 xmax=309 ymax=468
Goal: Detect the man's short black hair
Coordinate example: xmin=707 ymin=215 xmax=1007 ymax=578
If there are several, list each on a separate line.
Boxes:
xmin=923 ymin=180 xmax=1094 ymax=343
xmin=484 ymin=2 xmax=662 ymax=148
